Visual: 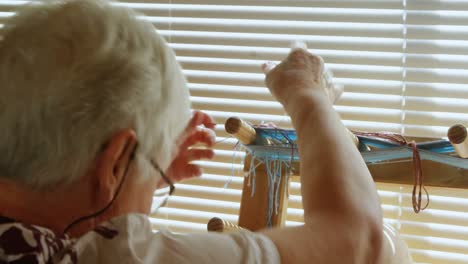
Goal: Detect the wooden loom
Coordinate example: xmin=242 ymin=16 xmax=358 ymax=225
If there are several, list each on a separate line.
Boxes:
xmin=207 ymin=117 xmax=468 ymax=232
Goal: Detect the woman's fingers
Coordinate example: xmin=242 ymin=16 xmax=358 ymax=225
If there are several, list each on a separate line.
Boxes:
xmin=262 ymin=61 xmax=277 ymax=74
xmin=186 ymin=148 xmax=215 ymax=162
xmin=187 ymin=164 xmax=203 ymax=178
xmin=179 ymin=164 xmax=203 ymax=180
xmin=176 ymin=110 xmax=216 ymax=150
xmin=187 ymin=111 xmax=216 ymax=131
xmin=180 ymin=127 xmax=216 ymax=149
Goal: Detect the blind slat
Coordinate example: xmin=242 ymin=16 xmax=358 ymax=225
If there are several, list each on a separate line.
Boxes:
xmin=402 ymin=234 xmax=468 ymax=255
xmin=407 ymin=39 xmax=468 ymax=55
xmin=184 ymin=70 xmax=404 ymax=93
xmin=171 ymin=44 xmax=404 ymax=67
xmin=407 ymin=0 xmax=468 ymax=11
xmin=408 ymin=25 xmax=468 ymax=41
xmin=179 ymin=56 xmax=404 ymax=81
xmin=405 ymin=82 xmax=468 ymax=99
xmin=192 ymin=96 xmax=403 ymax=123
xmin=148 ymin=17 xmax=403 ymax=38
xmin=191 ymin=86 xmax=403 ymax=107
xmin=406 ymin=68 xmax=468 ymax=84
xmin=165 ymin=0 xmax=403 ymax=9
xmin=405 ymin=97 xmax=468 ymax=113
xmin=121 ymin=4 xmax=404 ymax=23
xmin=406 ymin=54 xmax=468 ymax=70
xmin=409 ymin=248 xmax=468 ymax=264
xmin=407 ymin=10 xmax=468 ymax=25
xmin=161 ymin=30 xmax=404 ymax=52
xmin=190 ymin=86 xmax=403 ymax=109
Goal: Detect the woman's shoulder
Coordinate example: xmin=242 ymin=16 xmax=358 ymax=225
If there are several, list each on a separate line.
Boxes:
xmin=79 ymin=214 xmax=280 ymax=264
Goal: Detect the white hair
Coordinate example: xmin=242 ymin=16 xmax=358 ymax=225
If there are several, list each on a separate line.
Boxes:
xmin=0 ymin=0 xmax=191 ymax=189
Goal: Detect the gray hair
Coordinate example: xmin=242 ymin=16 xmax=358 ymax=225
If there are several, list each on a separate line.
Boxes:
xmin=0 ymin=0 xmax=191 ymax=189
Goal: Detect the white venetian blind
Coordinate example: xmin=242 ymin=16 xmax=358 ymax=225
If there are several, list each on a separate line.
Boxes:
xmin=1 ymin=1 xmax=468 ymax=263
xmin=404 ymin=0 xmax=468 ymax=137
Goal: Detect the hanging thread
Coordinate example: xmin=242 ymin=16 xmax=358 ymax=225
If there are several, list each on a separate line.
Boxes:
xmin=354 ymin=131 xmax=430 ymax=213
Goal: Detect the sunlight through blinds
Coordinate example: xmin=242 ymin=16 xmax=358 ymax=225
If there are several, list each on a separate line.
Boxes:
xmin=1 ymin=1 xmax=467 ymax=263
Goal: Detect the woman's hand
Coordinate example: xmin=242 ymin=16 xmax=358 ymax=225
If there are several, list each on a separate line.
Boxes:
xmin=164 ymin=111 xmax=216 ymax=184
xmin=263 ymin=47 xmax=342 ymax=108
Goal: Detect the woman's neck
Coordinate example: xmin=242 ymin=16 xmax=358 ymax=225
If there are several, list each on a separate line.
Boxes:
xmin=0 ymin=178 xmax=95 ymax=236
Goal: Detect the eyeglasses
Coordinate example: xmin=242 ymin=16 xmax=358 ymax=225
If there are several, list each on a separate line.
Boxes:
xmin=149 ymin=158 xmax=175 ymax=212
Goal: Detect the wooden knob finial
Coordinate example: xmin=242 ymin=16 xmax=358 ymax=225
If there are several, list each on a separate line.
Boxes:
xmin=225 ymin=117 xmax=256 ymax=145
xmin=207 ymin=217 xmax=244 ymax=233
xmin=448 ymin=124 xmax=468 ymax=158
xmin=225 ymin=117 xmax=242 ymax=134
xmin=448 ymin=124 xmax=467 ymax=144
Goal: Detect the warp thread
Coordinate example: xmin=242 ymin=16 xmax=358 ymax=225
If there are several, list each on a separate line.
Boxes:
xmin=227 ymin=126 xmax=297 ymax=226
xmin=244 ymin=151 xmax=294 ymax=227
xmin=267 ymin=158 xmax=295 ymax=226
xmin=247 ymin=152 xmax=261 ymax=197
xmin=224 ymin=141 xmax=243 ymax=189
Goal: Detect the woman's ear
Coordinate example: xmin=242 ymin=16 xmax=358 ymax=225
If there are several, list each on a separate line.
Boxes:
xmin=91 ymin=128 xmax=137 ymax=207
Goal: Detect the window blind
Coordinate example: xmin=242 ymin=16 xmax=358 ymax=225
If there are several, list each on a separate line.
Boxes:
xmin=1 ymin=1 xmax=468 ymax=263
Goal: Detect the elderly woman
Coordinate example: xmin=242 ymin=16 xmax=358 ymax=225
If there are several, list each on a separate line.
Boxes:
xmin=0 ymin=0 xmax=412 ymax=263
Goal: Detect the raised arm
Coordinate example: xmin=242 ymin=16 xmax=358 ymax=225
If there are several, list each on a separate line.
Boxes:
xmin=262 ymin=49 xmax=384 ymax=263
